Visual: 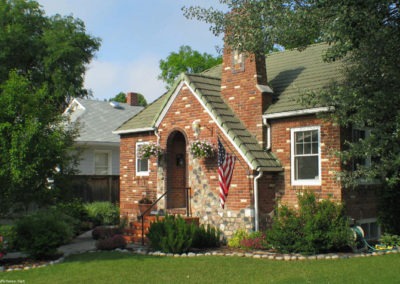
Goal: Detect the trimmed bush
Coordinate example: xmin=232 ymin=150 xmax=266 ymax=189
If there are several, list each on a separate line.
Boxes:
xmin=147 ymin=215 xmax=196 ymax=253
xmin=192 ymin=224 xmax=221 ymax=249
xmin=14 ymin=210 xmax=74 ymax=259
xmin=266 ymin=191 xmax=352 ymax=255
xmin=92 ymin=226 xmax=123 ymax=240
xmin=85 ymin=202 xmax=119 ymax=226
xmin=96 ymin=234 xmax=126 ymax=250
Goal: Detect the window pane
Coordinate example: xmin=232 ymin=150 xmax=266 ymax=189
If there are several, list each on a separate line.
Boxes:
xmin=311 ymin=142 xmax=318 ymax=154
xmin=137 ymin=158 xmax=148 ymax=172
xmin=295 ymin=156 xmax=318 ymax=180
xmin=296 ymin=143 xmax=303 ymax=155
xmin=303 ymin=131 xmax=312 ymax=142
xmin=295 ymin=132 xmax=304 ymax=143
xmin=304 ymin=142 xmax=311 ymax=154
xmin=95 ymin=152 xmax=109 ymax=175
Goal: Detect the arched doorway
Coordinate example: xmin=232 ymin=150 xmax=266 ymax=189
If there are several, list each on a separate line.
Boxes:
xmin=166 ymin=131 xmax=187 ymax=210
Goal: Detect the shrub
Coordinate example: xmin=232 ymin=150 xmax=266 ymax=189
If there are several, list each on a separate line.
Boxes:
xmin=266 ymin=191 xmax=352 ymax=255
xmin=228 ymin=229 xmax=249 ymax=248
xmin=92 ymin=226 xmax=123 ymax=240
xmin=378 ymin=186 xmax=400 ymax=235
xmin=147 ymin=215 xmax=196 ymax=253
xmin=96 ymin=234 xmax=127 ymax=250
xmin=0 ymin=225 xmax=17 ymax=252
xmin=240 ymin=231 xmax=270 ymax=250
xmin=14 ymin=210 xmax=74 ymax=259
xmin=191 ymin=224 xmax=221 ymax=249
xmin=380 ymin=234 xmax=400 ymax=247
xmin=85 ymin=202 xmax=119 ymax=226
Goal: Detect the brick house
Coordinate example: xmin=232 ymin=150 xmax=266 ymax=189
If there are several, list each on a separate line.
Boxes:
xmin=114 ymin=43 xmax=379 ymax=240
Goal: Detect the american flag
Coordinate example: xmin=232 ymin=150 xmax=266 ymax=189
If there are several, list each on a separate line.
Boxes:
xmin=218 ymin=138 xmax=236 ymax=209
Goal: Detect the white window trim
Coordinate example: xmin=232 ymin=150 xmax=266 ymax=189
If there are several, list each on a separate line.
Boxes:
xmin=136 ymin=142 xmax=150 ymax=176
xmin=291 ymin=126 xmax=321 ymax=186
xmin=94 ymin=150 xmax=112 ymax=175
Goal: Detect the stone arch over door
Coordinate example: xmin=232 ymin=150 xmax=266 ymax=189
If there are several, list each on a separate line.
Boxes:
xmin=166 ymin=130 xmax=187 ymax=209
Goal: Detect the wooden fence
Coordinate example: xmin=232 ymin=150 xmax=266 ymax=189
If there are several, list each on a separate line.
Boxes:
xmin=64 ymin=175 xmax=120 ymax=203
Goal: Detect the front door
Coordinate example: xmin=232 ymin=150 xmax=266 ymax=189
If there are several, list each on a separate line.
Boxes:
xmin=166 ymin=131 xmax=187 ymax=209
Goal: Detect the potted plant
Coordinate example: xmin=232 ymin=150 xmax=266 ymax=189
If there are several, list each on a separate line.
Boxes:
xmin=137 ymin=142 xmax=163 ymax=159
xmin=138 ymin=196 xmax=153 ymax=216
xmin=190 ymin=140 xmax=215 ymax=159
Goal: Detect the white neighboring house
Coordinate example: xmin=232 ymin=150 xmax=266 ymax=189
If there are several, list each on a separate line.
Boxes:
xmin=64 ymin=93 xmax=143 ymax=201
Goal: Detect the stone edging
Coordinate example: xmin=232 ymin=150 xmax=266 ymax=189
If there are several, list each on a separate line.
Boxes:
xmin=2 ymin=247 xmax=399 ymax=272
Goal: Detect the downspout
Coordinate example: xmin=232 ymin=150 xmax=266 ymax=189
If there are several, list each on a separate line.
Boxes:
xmin=254 ymin=170 xmax=263 ymax=232
xmin=154 ymin=128 xmax=160 ymax=144
xmin=263 ymin=116 xmax=271 ymax=150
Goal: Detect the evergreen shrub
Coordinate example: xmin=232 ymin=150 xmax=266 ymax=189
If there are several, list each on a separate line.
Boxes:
xmin=15 ymin=210 xmax=74 ymax=259
xmin=266 ymin=191 xmax=352 ymax=255
xmin=191 ymin=224 xmax=221 ymax=249
xmin=147 ymin=215 xmax=196 ymax=253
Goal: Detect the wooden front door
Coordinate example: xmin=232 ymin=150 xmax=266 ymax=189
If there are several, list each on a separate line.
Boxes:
xmin=166 ymin=131 xmax=187 ymax=209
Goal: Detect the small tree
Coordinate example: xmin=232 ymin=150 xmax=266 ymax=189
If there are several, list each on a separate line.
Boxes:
xmin=108 ymin=92 xmax=148 ymax=107
xmin=158 ymin=45 xmax=222 ymax=89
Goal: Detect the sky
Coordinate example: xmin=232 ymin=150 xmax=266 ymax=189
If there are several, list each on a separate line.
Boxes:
xmin=37 ymin=0 xmax=225 ymax=103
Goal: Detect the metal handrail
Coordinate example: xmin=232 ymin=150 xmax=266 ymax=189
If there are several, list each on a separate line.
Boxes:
xmin=139 ymin=190 xmax=168 ymax=246
xmin=139 ymin=187 xmax=192 ymax=245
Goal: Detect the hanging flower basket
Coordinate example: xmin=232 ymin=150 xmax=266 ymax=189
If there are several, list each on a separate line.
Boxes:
xmin=190 ymin=140 xmax=215 ymax=159
xmin=137 ymin=142 xmax=163 ymax=159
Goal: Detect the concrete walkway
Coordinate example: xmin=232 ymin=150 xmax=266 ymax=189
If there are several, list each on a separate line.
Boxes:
xmin=58 ymin=230 xmax=97 ymax=256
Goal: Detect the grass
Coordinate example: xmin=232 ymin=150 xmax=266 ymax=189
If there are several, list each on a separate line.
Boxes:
xmin=1 ymin=252 xmax=400 ymax=283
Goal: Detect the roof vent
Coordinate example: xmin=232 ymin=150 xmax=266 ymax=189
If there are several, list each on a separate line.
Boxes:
xmin=110 ymin=101 xmax=122 ymax=109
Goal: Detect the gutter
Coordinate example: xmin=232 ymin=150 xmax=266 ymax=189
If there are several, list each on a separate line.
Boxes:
xmin=254 ymin=170 xmax=263 ymax=231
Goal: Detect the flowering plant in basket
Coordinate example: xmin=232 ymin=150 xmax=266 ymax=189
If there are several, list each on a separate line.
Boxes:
xmin=137 ymin=142 xmax=163 ymax=159
xmin=190 ymin=140 xmax=215 ymax=158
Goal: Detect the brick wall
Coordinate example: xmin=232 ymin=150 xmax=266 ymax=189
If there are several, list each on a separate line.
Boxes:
xmin=269 ymin=115 xmax=343 ymax=207
xmin=119 ymin=132 xmax=158 ymax=220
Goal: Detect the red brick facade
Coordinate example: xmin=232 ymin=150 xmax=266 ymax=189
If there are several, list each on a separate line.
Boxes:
xmin=119 ymin=45 xmax=378 ymax=237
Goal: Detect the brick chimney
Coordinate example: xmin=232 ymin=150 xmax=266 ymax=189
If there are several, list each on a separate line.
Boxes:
xmin=126 ymin=92 xmax=138 ymax=106
xmin=220 ymin=45 xmax=273 ymax=145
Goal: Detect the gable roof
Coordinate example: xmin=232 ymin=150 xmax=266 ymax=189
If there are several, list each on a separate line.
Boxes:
xmin=114 ymin=43 xmax=341 ymax=171
xmin=65 ymin=98 xmax=143 ymax=144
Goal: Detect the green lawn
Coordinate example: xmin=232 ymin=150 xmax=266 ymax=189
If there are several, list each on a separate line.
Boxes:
xmin=1 ymin=252 xmax=400 ymax=283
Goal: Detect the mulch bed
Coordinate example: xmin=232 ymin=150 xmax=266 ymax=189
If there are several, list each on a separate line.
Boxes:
xmin=0 ymin=253 xmax=63 ymax=270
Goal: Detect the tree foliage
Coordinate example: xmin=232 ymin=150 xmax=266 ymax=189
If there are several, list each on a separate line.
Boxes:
xmin=184 ymin=0 xmax=400 ymax=187
xmin=108 ymin=92 xmax=148 ymax=107
xmin=0 ymin=0 xmax=100 ymax=214
xmin=158 ymin=45 xmax=222 ymax=89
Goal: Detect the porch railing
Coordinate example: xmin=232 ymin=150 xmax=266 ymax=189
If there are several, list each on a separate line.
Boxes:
xmin=138 ymin=187 xmax=192 ymax=246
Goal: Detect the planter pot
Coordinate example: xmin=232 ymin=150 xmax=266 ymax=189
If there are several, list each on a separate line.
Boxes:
xmin=138 ymin=204 xmax=152 ymax=216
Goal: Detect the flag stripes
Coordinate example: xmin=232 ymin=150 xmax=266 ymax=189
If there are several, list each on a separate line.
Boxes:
xmin=218 ymin=138 xmax=236 ymax=209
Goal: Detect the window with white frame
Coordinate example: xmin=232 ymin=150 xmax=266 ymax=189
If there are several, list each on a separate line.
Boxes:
xmin=291 ymin=126 xmax=321 ymax=186
xmin=94 ymin=150 xmax=111 ymax=175
xmin=136 ymin=142 xmax=149 ymax=176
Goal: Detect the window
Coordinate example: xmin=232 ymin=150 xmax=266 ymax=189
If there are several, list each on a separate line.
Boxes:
xmin=291 ymin=126 xmax=321 ymax=186
xmin=358 ymin=218 xmax=380 ymax=241
xmin=94 ymin=150 xmax=111 ymax=175
xmin=136 ymin=142 xmax=149 ymax=176
xmin=352 ymin=128 xmax=372 ymax=170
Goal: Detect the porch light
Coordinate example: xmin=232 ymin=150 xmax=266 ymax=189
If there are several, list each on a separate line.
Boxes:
xmin=192 ymin=119 xmax=201 ymax=137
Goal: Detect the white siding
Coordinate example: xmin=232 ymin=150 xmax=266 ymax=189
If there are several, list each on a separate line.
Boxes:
xmin=75 ymin=145 xmax=120 ymax=175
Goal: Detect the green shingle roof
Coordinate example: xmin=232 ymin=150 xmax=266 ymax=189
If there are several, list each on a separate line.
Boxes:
xmin=265 ymin=43 xmax=342 ymax=115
